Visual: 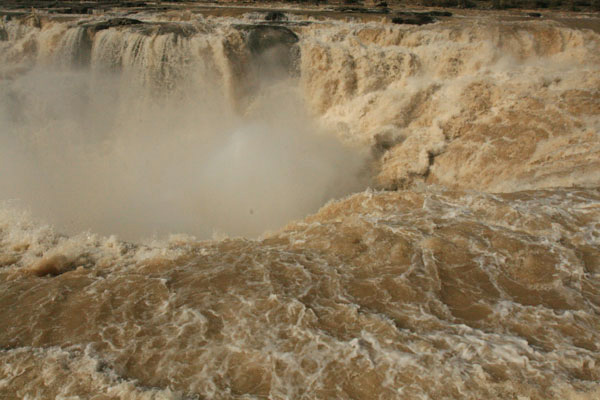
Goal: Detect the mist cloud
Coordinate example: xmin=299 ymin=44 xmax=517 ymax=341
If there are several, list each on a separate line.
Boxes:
xmin=0 ymin=67 xmax=367 ymax=240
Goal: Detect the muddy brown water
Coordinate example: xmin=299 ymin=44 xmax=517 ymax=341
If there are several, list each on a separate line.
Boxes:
xmin=1 ymin=7 xmax=599 ymax=399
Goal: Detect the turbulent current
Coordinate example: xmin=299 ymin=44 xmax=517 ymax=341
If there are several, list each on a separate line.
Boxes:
xmin=0 ymin=7 xmax=599 ymax=399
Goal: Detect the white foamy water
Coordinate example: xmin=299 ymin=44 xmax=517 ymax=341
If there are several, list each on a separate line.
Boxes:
xmin=0 ymin=8 xmax=599 ymax=400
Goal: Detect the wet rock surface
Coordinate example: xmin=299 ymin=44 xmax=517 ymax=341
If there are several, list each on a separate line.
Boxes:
xmin=233 ymin=24 xmax=301 ymax=74
xmin=391 ymin=11 xmax=453 ymax=24
xmin=264 ymin=11 xmax=288 ymax=21
xmin=240 ymin=24 xmax=299 ymax=54
xmin=80 ymin=17 xmax=143 ymax=32
xmin=392 ymin=12 xmax=436 ymax=24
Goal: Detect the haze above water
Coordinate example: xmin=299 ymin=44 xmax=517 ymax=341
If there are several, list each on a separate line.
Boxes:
xmin=0 ymin=66 xmax=366 ymax=240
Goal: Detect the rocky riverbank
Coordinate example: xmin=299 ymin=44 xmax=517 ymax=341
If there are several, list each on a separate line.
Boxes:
xmin=1 ymin=0 xmax=599 ymax=19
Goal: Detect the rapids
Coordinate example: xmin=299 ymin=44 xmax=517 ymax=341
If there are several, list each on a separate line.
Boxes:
xmin=0 ymin=7 xmax=599 ymax=399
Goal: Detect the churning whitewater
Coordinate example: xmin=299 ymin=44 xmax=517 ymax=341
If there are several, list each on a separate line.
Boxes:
xmin=0 ymin=6 xmax=599 ymax=400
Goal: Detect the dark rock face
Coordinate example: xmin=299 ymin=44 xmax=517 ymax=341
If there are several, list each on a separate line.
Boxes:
xmin=425 ymin=10 xmax=453 ymax=16
xmin=265 ymin=11 xmax=287 ymax=21
xmin=0 ymin=27 xmax=7 ymax=41
xmin=390 ymin=11 xmax=451 ymax=25
xmin=80 ymin=17 xmax=144 ymax=33
xmin=236 ymin=24 xmax=299 ymax=56
xmin=419 ymin=0 xmax=474 ymax=8
xmin=234 ymin=24 xmax=300 ymax=77
xmin=391 ymin=13 xmax=435 ymax=25
xmin=62 ymin=5 xmax=94 ymax=14
xmin=336 ymin=6 xmax=390 ymax=13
